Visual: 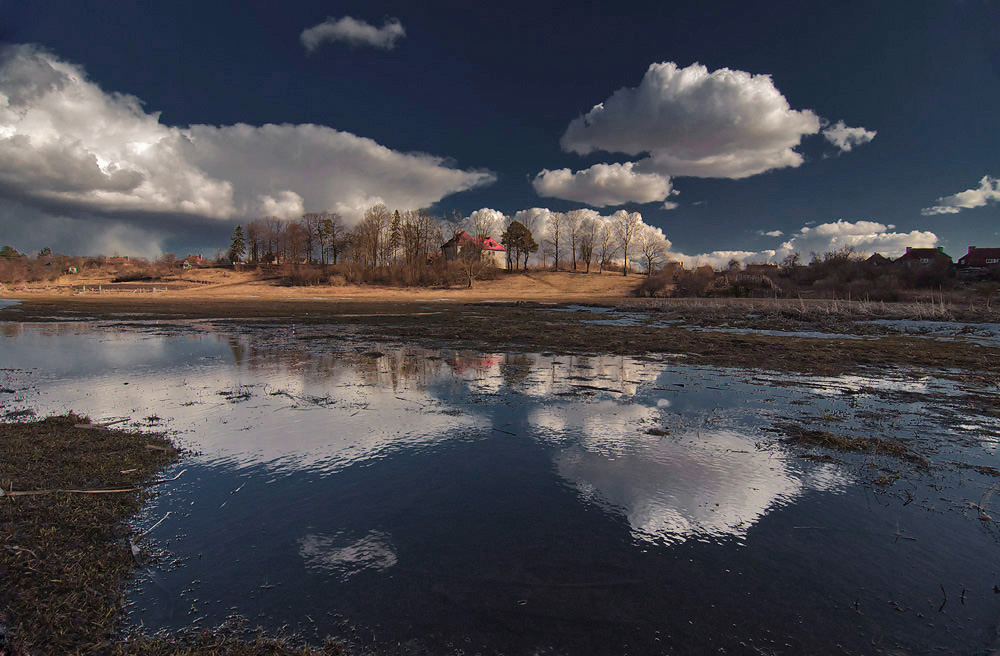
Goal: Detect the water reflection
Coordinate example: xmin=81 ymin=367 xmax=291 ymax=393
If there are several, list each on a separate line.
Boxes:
xmin=552 ymin=427 xmax=842 ymax=544
xmin=299 ymin=530 xmax=398 ymax=580
xmin=3 ymin=321 xmax=997 ymax=654
xmin=0 ymin=322 xmax=880 ymax=548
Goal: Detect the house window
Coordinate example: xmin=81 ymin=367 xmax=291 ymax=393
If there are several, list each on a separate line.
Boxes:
xmin=987 ymin=258 xmax=999 ymax=264
xmin=920 ymin=258 xmax=930 ymax=264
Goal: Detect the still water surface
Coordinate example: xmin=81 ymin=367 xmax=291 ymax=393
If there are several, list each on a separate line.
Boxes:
xmin=2 ymin=321 xmax=999 ymax=654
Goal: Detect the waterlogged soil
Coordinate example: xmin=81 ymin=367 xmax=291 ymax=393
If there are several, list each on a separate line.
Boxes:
xmin=2 ymin=298 xmax=999 ymax=382
xmin=2 ymin=318 xmax=1000 ymax=655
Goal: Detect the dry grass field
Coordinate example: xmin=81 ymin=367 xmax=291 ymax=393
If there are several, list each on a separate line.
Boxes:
xmin=1 ymin=267 xmax=642 ymax=305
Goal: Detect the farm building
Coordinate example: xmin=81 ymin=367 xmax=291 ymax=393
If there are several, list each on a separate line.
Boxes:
xmin=441 ymin=231 xmax=507 ymax=267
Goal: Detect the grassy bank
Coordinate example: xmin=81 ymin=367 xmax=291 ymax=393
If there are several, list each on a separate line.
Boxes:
xmin=0 ymin=416 xmax=343 ymax=656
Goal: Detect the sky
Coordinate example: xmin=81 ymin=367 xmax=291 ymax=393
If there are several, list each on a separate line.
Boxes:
xmin=0 ymin=0 xmax=998 ymax=265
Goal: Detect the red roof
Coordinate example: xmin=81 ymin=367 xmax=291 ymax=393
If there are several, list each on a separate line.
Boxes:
xmin=958 ymin=247 xmax=1000 ymax=267
xmin=897 ymin=247 xmax=952 ymax=263
xmin=449 ymin=231 xmax=506 ymax=252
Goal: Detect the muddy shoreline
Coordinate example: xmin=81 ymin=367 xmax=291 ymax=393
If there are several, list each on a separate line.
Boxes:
xmin=0 ymin=416 xmax=346 ymax=655
xmin=3 ymin=296 xmax=998 ymax=382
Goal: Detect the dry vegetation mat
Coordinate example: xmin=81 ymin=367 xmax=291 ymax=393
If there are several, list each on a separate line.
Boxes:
xmin=0 ymin=416 xmax=344 ymax=656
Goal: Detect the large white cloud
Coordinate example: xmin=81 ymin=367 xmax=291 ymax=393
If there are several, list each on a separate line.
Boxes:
xmin=561 ymin=63 xmax=819 ymax=162
xmin=532 ymin=162 xmax=673 ymax=207
xmin=667 ymin=220 xmax=938 ymax=268
xmin=0 ymin=45 xmax=492 ymax=253
xmin=300 ymin=16 xmax=406 ymax=52
xmin=921 ymin=175 xmax=1000 ymax=215
xmin=561 ymin=62 xmax=822 ymax=179
xmin=536 ymin=62 xmax=875 ymax=205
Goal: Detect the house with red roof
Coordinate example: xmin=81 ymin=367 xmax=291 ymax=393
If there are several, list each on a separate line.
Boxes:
xmin=441 ymin=231 xmax=507 ymax=267
xmin=865 ymin=252 xmax=891 ymax=266
xmin=957 ymin=246 xmax=1000 ymax=267
xmin=895 ymin=247 xmax=952 ymax=268
xmin=956 ymin=246 xmax=1000 ymax=280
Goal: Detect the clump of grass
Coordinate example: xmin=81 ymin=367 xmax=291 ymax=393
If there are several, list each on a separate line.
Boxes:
xmin=779 ymin=424 xmax=926 ymax=463
xmin=0 ymin=415 xmax=345 ymax=656
xmin=114 ymin=627 xmax=345 ymax=655
xmin=0 ymin=415 xmax=178 ymax=654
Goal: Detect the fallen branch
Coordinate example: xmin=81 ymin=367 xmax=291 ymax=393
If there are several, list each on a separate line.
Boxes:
xmin=2 ymin=486 xmax=138 ymax=497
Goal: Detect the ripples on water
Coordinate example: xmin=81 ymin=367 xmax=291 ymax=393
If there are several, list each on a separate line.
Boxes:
xmin=2 ymin=321 xmax=999 ymax=655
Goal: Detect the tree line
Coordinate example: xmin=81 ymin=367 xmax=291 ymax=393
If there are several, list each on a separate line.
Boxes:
xmin=226 ymin=204 xmax=674 ymax=283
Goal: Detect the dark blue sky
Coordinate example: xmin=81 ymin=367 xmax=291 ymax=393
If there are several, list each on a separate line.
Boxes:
xmin=1 ymin=0 xmax=997 ymax=260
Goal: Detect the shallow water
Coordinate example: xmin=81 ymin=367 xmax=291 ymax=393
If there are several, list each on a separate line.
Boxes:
xmin=859 ymin=319 xmax=1000 ymax=346
xmin=2 ymin=321 xmax=1000 ymax=655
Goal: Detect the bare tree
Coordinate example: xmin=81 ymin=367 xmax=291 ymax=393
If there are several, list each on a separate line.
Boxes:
xmin=467 ymin=210 xmax=499 ymax=241
xmin=597 ymin=222 xmax=617 ymax=274
xmin=354 ymin=203 xmax=391 ymax=269
xmin=638 ymin=226 xmax=668 ymax=275
xmin=545 ymin=212 xmax=565 ymax=271
xmin=318 ymin=212 xmax=345 ymax=265
xmin=263 ymin=216 xmax=284 ymax=263
xmin=285 ymin=221 xmax=308 ymax=263
xmin=245 ymin=219 xmax=264 ymax=264
xmin=456 ymin=233 xmax=490 ymax=288
xmin=401 ymin=209 xmax=441 ymax=270
xmin=612 ymin=210 xmax=641 ymax=276
xmin=301 ymin=213 xmax=326 ymax=263
xmin=442 ymin=209 xmax=464 ymax=239
xmin=566 ymin=210 xmax=585 ymax=271
xmin=578 ymin=216 xmax=597 ymax=273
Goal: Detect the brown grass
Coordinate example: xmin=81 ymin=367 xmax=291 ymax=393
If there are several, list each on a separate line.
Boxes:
xmin=0 ymin=416 xmax=344 ymax=656
xmin=779 ymin=424 xmax=925 ymax=463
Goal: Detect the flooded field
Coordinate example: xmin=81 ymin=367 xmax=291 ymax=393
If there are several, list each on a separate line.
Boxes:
xmin=2 ymin=319 xmax=1000 ymax=654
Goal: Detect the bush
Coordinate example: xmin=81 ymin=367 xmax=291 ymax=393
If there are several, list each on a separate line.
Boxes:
xmin=633 ymin=273 xmax=673 ymax=297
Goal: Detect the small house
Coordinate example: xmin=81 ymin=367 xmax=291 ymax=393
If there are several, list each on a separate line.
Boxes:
xmin=441 ymin=231 xmax=507 ymax=267
xmin=956 ymin=246 xmax=1000 ymax=280
xmin=895 ymin=247 xmax=952 ymax=268
xmin=957 ymin=246 xmax=1000 ymax=267
xmin=865 ymin=252 xmax=891 ymax=266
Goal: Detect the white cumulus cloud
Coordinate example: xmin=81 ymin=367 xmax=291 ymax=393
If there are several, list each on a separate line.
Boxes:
xmin=536 ymin=62 xmax=876 ymax=205
xmin=921 ymin=175 xmax=1000 ymax=215
xmin=821 ymin=120 xmax=877 ymax=152
xmin=300 ymin=16 xmax=406 ymax=52
xmin=560 ymin=62 xmax=822 ymax=179
xmin=0 ymin=45 xmax=492 ymax=254
xmin=532 ymin=162 xmax=673 ymax=207
xmin=667 ymin=220 xmax=938 ymax=268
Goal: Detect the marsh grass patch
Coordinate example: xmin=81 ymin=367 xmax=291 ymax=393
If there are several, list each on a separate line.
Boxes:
xmin=0 ymin=415 xmax=345 ymax=655
xmin=777 ymin=423 xmax=927 ymax=464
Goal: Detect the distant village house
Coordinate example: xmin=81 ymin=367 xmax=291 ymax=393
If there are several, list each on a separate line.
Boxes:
xmin=895 ymin=246 xmax=952 ymax=267
xmin=958 ymin=246 xmax=1000 ymax=267
xmin=441 ymin=231 xmax=507 ymax=267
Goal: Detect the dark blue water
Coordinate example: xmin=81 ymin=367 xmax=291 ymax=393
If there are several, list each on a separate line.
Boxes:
xmin=2 ymin=321 xmax=999 ymax=654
